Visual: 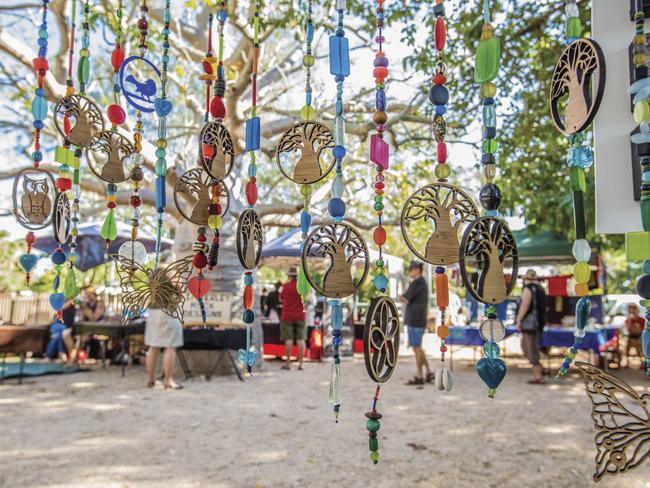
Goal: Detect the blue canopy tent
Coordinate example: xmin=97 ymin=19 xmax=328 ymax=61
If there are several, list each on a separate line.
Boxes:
xmin=32 ymin=221 xmax=173 ymax=271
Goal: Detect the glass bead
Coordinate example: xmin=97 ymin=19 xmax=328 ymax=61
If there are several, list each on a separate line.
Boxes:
xmin=569 ymin=166 xmax=586 ymax=192
xmin=483 ymin=105 xmax=497 ymax=127
xmin=303 ymin=54 xmax=314 ymax=67
xmin=328 ymin=198 xmax=345 ymax=218
xmin=482 ymin=138 xmax=498 ymax=154
xmin=435 ymin=163 xmax=451 ymax=179
xmin=118 ymin=240 xmax=147 ymax=264
xmin=370 ymin=451 xmax=379 ymax=463
xmin=567 ymin=145 xmax=593 ymax=168
xmin=300 ymin=105 xmax=315 ymax=121
xmin=31 ymin=96 xmax=47 ymax=120
xmin=331 ymin=176 xmax=345 ymax=198
xmin=366 ymin=419 xmax=380 ymax=432
xmin=566 ymin=2 xmax=579 ymax=17
xmin=329 ymin=35 xmax=350 ymax=77
xmin=334 ymin=116 xmax=346 ymax=145
xmin=370 ymin=134 xmax=389 ymax=169
xmin=475 ymin=37 xmax=501 ymax=83
xmin=373 ymin=273 xmax=388 ymax=292
xmin=369 ymin=438 xmax=379 ymax=452
xmin=483 ymin=341 xmax=500 ymax=359
xmin=643 ymin=260 xmax=650 ymax=275
xmin=635 ymin=100 xmax=650 ymax=124
xmin=155 ymin=158 xmax=167 ymax=176
xmin=574 ymin=329 xmax=586 ymax=338
xmin=574 ymin=261 xmax=591 ymax=284
xmin=572 ymin=239 xmax=591 ymax=262
xmin=566 ymin=17 xmax=582 ymax=39
xmin=479 ymin=82 xmax=497 ymax=99
xmin=300 ymin=210 xmax=311 ymax=233
xmin=483 ymin=164 xmax=497 ymax=180
xmin=637 ymin=275 xmax=650 ymax=299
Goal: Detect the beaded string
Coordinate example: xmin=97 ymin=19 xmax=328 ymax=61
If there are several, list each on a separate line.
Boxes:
xmin=327 ymin=0 xmax=352 ymax=422
xmin=240 ymin=0 xmax=262 ymax=375
xmin=556 ymin=0 xmax=593 ymax=378
xmin=628 ymin=0 xmax=650 ymax=376
xmin=19 ymin=0 xmax=50 ymax=286
xmin=153 ymin=0 xmax=172 ymax=270
xmin=364 ymin=0 xmax=390 ymax=464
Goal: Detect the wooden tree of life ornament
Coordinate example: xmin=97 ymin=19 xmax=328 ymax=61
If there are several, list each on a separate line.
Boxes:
xmin=459 ymin=216 xmax=518 ymax=304
xmin=86 ymin=131 xmax=135 ymax=183
xmin=173 ymin=167 xmax=230 ymax=226
xmin=52 ymin=192 xmax=71 ymax=244
xmin=199 ymin=120 xmax=235 ymax=181
xmin=302 ymin=223 xmax=370 ymax=299
xmin=275 ymin=121 xmax=335 ymax=184
xmin=550 ymin=38 xmax=606 ymax=135
xmin=53 ymin=94 xmax=105 ymax=148
xmin=236 ymin=208 xmax=263 ymax=270
xmin=401 ymin=183 xmax=479 ymax=265
xmin=364 ymin=296 xmax=400 ymax=383
xmin=12 ymin=168 xmax=55 ymax=230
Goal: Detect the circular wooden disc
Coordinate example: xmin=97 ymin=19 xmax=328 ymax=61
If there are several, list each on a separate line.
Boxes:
xmin=86 ymin=131 xmax=135 ymax=183
xmin=53 ymin=94 xmax=105 ymax=148
xmin=236 ymin=208 xmax=263 ymax=270
xmin=401 ymin=182 xmax=479 ymax=266
xmin=363 ymin=296 xmax=400 ymax=383
xmin=12 ymin=167 xmax=55 ymax=230
xmin=549 ymin=38 xmax=606 ymax=135
xmin=301 ymin=222 xmax=369 ymax=299
xmin=275 ymin=121 xmax=335 ymax=184
xmin=173 ymin=167 xmax=230 ymax=226
xmin=459 ymin=216 xmax=518 ymax=305
xmin=198 ymin=121 xmax=235 ymax=181
xmin=53 ymin=192 xmax=71 ymax=244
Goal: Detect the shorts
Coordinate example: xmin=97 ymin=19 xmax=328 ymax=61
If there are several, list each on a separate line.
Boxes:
xmin=280 ymin=320 xmax=306 ymax=342
xmin=407 ymin=326 xmax=425 ymax=348
xmin=521 ymin=331 xmax=540 ymax=366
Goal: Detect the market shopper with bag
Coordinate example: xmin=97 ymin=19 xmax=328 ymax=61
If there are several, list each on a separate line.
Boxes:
xmin=516 ymin=269 xmax=547 ymax=385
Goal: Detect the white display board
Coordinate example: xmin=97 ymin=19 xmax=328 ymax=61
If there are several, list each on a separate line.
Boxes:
xmin=593 ymin=0 xmax=642 ymax=234
xmin=183 ymin=291 xmax=233 ymax=326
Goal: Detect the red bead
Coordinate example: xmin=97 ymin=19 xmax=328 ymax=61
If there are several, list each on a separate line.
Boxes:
xmin=25 ymin=232 xmax=35 ymax=245
xmin=188 ymin=275 xmax=211 ymax=299
xmin=111 ymin=47 xmax=125 ymax=70
xmin=202 ymin=60 xmax=214 ymax=74
xmin=440 ymin=345 xmax=448 ymax=353
xmin=374 ymin=182 xmax=385 ymax=190
xmin=373 ymin=66 xmax=389 ymax=80
xmin=208 ymin=203 xmax=222 ymax=215
xmin=193 ymin=253 xmax=208 ymax=269
xmin=210 ymin=96 xmax=226 ymax=119
xmin=435 ymin=17 xmax=446 ymax=50
xmin=107 ymin=104 xmax=126 ymax=125
xmin=197 ymin=234 xmax=207 ymax=242
xmin=63 ymin=115 xmax=71 ymax=136
xmin=137 ymin=18 xmax=148 ymax=31
xmin=432 ymin=73 xmax=447 ymax=85
xmin=246 ymin=181 xmax=258 ymax=205
xmin=32 ymin=56 xmax=48 ymax=71
xmin=373 ymin=226 xmax=386 ymax=246
xmin=130 ymin=195 xmax=142 ymax=207
xmin=107 ymin=202 xmax=117 ymax=209
xmin=202 ymin=143 xmax=214 ymax=159
xmin=56 ymin=178 xmax=71 ymax=191
xmin=437 ymin=142 xmax=447 ymax=163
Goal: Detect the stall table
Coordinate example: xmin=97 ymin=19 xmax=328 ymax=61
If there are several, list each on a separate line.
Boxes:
xmin=178 ymin=327 xmax=246 ymax=381
xmin=0 ymin=325 xmax=49 ymax=384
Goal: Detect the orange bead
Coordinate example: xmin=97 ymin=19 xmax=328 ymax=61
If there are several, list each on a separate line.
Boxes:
xmin=243 ymin=285 xmax=254 ymax=309
xmin=373 ymin=226 xmax=386 ymax=246
xmin=575 ymin=283 xmax=589 ymax=297
xmin=374 ymin=66 xmax=389 ymax=79
xmin=435 ymin=273 xmax=449 ymax=308
xmin=437 ymin=325 xmax=449 ymax=339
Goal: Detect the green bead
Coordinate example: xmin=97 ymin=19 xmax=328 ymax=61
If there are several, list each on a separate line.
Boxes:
xmin=77 ymin=56 xmax=90 ymax=85
xmin=369 ymin=437 xmax=378 ymax=451
xmin=366 ymin=419 xmax=380 ymax=432
xmin=479 ymin=82 xmax=497 ymax=99
xmin=482 ymin=138 xmax=498 ymax=154
xmin=374 ymin=202 xmax=384 ymax=211
xmin=370 ymin=451 xmax=379 ymax=463
xmin=100 ymin=210 xmax=118 ymax=241
xmin=569 ymin=166 xmax=586 ymax=192
xmin=626 ymin=231 xmax=650 ymax=261
xmin=64 ymin=268 xmax=80 ymax=300
xmin=435 ymin=163 xmax=451 ymax=179
xmin=570 ymin=133 xmax=585 ymax=144
xmin=376 ymin=259 xmax=384 ymax=267
xmin=640 ymin=299 xmax=650 ymax=308
xmin=303 ymin=54 xmax=314 ymax=67
xmin=155 ymin=148 xmax=166 ymax=158
xmin=642 ymin=200 xmax=650 ymax=231
xmin=300 ymin=184 xmax=312 ymax=198
xmin=566 ymin=17 xmax=582 ymax=39
xmin=155 ymin=159 xmax=167 ymax=176
xmin=300 ymin=105 xmax=315 ymax=121
xmin=475 ymin=37 xmax=501 ymax=83
xmin=156 ymin=139 xmax=168 ymax=149
xmin=572 ymin=191 xmax=586 ymax=240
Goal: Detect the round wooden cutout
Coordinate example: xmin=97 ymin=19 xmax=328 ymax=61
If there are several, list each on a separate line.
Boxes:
xmin=301 ymin=222 xmax=369 ymax=299
xmin=549 ymin=38 xmax=606 ymax=135
xmin=173 ymin=167 xmax=230 ymax=226
xmin=86 ymin=131 xmax=135 ymax=183
xmin=236 ymin=209 xmax=263 ymax=270
xmin=52 ymin=191 xmax=71 ymax=244
xmin=275 ymin=121 xmax=335 ymax=184
xmin=363 ymin=296 xmax=400 ymax=383
xmin=199 ymin=121 xmax=235 ymax=181
xmin=12 ymin=167 xmax=55 ymax=230
xmin=459 ymin=216 xmax=518 ymax=305
xmin=401 ymin=182 xmax=479 ymax=266
xmin=53 ymin=94 xmax=105 ymax=148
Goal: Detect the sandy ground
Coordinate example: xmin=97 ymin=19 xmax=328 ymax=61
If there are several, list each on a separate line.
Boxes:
xmin=1 ymin=343 xmax=649 ymax=488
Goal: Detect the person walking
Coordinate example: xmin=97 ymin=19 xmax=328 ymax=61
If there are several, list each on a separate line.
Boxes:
xmin=400 ymin=262 xmax=431 ymax=385
xmin=516 ymin=269 xmax=547 ymax=384
xmin=280 ymin=266 xmax=306 ymax=370
xmin=266 ymin=281 xmax=282 ymax=322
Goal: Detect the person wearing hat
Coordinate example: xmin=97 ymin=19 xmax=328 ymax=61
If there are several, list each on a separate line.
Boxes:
xmin=516 ymin=269 xmax=547 ymax=385
xmin=400 ymin=261 xmax=431 ymax=385
xmin=280 ymin=266 xmax=306 ymax=370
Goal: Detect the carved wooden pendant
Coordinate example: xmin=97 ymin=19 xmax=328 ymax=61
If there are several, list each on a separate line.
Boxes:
xmin=401 ymin=183 xmax=479 ymax=265
xmin=86 ymin=131 xmax=135 ymax=183
xmin=112 ymin=254 xmax=193 ymax=324
xmin=276 ymin=121 xmax=335 ymax=184
xmin=12 ymin=168 xmax=54 ymax=230
xmin=236 ymin=208 xmax=263 ymax=270
xmin=575 ymin=361 xmax=650 ymax=482
xmin=549 ymin=38 xmax=606 ymax=135
xmin=459 ymin=216 xmax=518 ymax=304
xmin=302 ymin=223 xmax=369 ymax=299
xmin=53 ymin=94 xmax=105 ymax=148
xmin=52 ymin=192 xmax=71 ymax=244
xmin=199 ymin=121 xmax=235 ymax=180
xmin=173 ymin=167 xmax=230 ymax=226
xmin=364 ymin=296 xmax=400 ymax=383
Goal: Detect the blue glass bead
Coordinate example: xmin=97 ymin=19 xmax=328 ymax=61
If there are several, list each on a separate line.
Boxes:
xmin=35 ymin=88 xmax=45 ymax=97
xmin=328 ymin=198 xmax=346 ymax=218
xmin=333 ymin=336 xmax=342 ymax=346
xmin=483 ymin=97 xmax=495 ymax=105
xmin=335 ymin=28 xmax=345 ymax=37
xmin=49 ymin=292 xmax=65 ymax=311
xmin=32 ymin=96 xmax=47 ymax=120
xmin=485 ymin=210 xmax=498 ymax=217
xmin=329 ymin=35 xmax=350 ymax=77
xmin=436 ymin=105 xmax=447 ymax=115
xmin=217 ymin=9 xmax=227 ymax=21
xmin=306 ymin=93 xmax=313 ymax=105
xmin=562 ymin=359 xmax=571 ymax=368
xmin=300 ymin=210 xmax=311 ymax=233
xmin=570 ymin=347 xmax=577 ymax=354
xmin=429 ymin=85 xmax=449 ymax=105
xmin=162 ymin=55 xmax=169 ymax=64
xmin=33 ymin=120 xmax=44 ymax=129
xmin=306 ymin=22 xmax=314 ymax=41
xmin=643 ymin=328 xmax=650 ymax=357
xmin=245 ymin=117 xmax=261 ymax=151
xmin=155 ymin=176 xmax=166 ymax=209
xmin=483 ymin=105 xmax=497 ymax=128
xmin=567 ymin=145 xmax=593 ymax=168
xmin=332 ymin=145 xmax=346 ymax=159
xmin=372 ymin=273 xmax=389 ymax=292
xmin=242 ymin=309 xmax=255 ymax=324
xmin=32 ymin=151 xmax=42 ymax=162
xmin=435 ymin=266 xmax=445 ymax=274
xmin=483 ymin=127 xmax=497 ymax=139
xmin=331 ymin=175 xmax=345 ymax=198
xmin=330 ymin=301 xmax=343 ymax=329
xmin=53 ymin=275 xmax=60 ymax=290
xmin=244 ymin=275 xmax=254 ymax=286
xmin=335 ymin=100 xmax=343 ymax=116
xmin=248 ymin=165 xmax=257 ymax=177
xmin=51 ymin=250 xmax=67 ymax=265
xmin=37 ymin=38 xmax=46 ymax=47
xmin=433 ymin=3 xmax=445 ymax=16
xmin=155 ymin=148 xmax=166 ymax=158
xmin=575 ymin=296 xmax=591 ymax=330
xmin=376 ymin=90 xmax=386 ymax=111
xmin=483 ymin=341 xmax=500 ymax=359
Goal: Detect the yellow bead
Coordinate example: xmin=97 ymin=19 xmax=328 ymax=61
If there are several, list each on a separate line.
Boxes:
xmin=156 ymin=139 xmax=167 ymax=149
xmin=208 ymin=215 xmax=222 ymax=229
xmin=480 ymin=82 xmax=497 ymax=98
xmin=434 ymin=163 xmax=451 ymax=179
xmin=634 ymin=53 xmax=648 ymax=66
xmin=79 ymin=48 xmax=89 ymax=57
xmin=303 ymin=54 xmax=315 ymax=67
xmin=300 ymin=105 xmax=315 ymax=121
xmin=69 ymin=255 xmax=76 ymax=262
xmin=575 ymin=283 xmax=589 ymax=296
xmin=635 ymin=100 xmax=650 ymax=124
xmin=635 ymin=34 xmax=646 ymax=45
xmin=107 ymin=195 xmax=117 ymax=203
xmin=574 ymin=261 xmax=591 ymax=284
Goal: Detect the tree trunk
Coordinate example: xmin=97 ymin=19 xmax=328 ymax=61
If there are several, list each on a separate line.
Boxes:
xmin=565 ymin=70 xmax=588 ymax=133
xmin=292 ymin=143 xmax=321 ymax=183
xmin=323 ymin=247 xmax=355 ymax=296
xmin=479 ymin=245 xmax=507 ymax=304
xmin=424 ymin=209 xmax=459 ymax=265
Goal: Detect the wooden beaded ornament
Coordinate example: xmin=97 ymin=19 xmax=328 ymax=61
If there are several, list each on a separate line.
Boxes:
xmin=551 ymin=0 xmax=605 ymax=379
xmin=458 ymin=0 xmax=518 ymax=398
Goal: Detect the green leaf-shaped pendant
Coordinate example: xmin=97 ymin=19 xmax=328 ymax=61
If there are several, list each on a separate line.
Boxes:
xmin=475 ymin=37 xmax=501 ymax=84
xmin=101 ymin=209 xmax=118 ymax=241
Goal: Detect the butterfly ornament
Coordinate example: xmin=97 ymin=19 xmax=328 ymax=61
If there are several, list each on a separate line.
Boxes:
xmin=575 ymin=361 xmax=650 ymax=482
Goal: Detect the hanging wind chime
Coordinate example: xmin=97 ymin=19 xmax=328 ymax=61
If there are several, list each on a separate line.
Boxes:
xmin=275 ymin=0 xmax=335 ymax=304
xmin=302 ymin=0 xmax=370 ymax=421
xmin=549 ymin=0 xmax=605 ymax=378
xmin=362 ymin=0 xmax=400 ymax=465
xmin=13 ymin=0 xmax=56 ymax=286
xmin=236 ymin=0 xmax=264 ymax=375
xmin=400 ymin=0 xmax=479 ymax=392
xmin=627 ymin=0 xmax=650 ymax=376
xmin=458 ymin=0 xmax=518 ymax=398
xmin=174 ymin=6 xmax=231 ymax=324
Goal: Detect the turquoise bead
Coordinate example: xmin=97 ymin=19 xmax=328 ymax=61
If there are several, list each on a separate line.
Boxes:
xmin=32 ymin=96 xmax=47 ymax=120
xmin=155 ymin=159 xmax=167 ymax=176
xmin=244 ymin=275 xmax=254 ymax=286
xmin=483 ymin=341 xmax=500 ymax=358
xmin=483 ymin=105 xmax=496 ymax=128
xmin=373 ymin=273 xmax=389 ymax=292
xmin=331 ymin=176 xmax=345 ymax=198
xmin=155 ymin=148 xmax=166 ymax=158
xmin=567 ymin=145 xmax=593 ymax=168
xmin=644 ymin=260 xmax=650 ymax=274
